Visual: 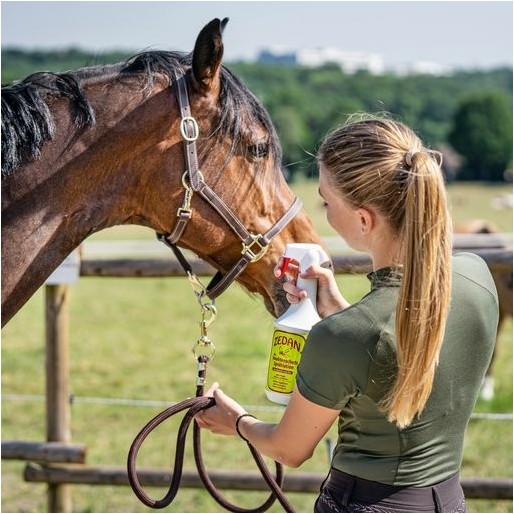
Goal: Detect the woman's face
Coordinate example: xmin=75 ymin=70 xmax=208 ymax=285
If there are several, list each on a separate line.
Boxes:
xmin=318 ymin=164 xmax=365 ymax=251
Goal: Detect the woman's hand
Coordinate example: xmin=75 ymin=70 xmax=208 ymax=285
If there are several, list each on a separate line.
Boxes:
xmin=274 ymin=259 xmax=350 ymax=318
xmin=195 ymin=382 xmax=248 ymax=437
xmin=195 ymin=382 xmax=340 ymax=468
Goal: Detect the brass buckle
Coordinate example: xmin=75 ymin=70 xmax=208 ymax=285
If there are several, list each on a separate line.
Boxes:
xmin=241 ymin=233 xmax=268 ymax=263
xmin=179 ymin=116 xmax=199 ymax=142
xmin=176 ymin=207 xmax=192 ymax=219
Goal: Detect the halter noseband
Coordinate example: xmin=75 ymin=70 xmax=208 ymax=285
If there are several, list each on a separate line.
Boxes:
xmin=157 ymin=70 xmax=303 ymax=300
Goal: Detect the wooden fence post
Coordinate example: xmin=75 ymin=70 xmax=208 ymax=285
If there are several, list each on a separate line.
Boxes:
xmin=45 ymin=284 xmax=72 ymax=513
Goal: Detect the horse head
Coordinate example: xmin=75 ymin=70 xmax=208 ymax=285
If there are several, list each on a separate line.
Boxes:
xmin=161 ymin=18 xmax=322 ymax=316
xmin=1 ymin=18 xmax=322 ymax=325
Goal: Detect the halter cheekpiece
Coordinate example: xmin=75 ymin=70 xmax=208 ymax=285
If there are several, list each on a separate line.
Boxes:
xmin=157 ymin=70 xmax=303 ymax=300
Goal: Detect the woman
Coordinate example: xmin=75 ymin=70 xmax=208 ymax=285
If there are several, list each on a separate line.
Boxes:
xmin=195 ymin=116 xmax=498 ymax=512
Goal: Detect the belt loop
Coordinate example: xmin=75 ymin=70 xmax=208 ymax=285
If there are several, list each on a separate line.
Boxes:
xmin=432 ymin=488 xmax=444 ymax=513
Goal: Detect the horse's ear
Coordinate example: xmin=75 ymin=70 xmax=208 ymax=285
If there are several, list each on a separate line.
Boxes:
xmin=191 ymin=17 xmax=228 ymax=93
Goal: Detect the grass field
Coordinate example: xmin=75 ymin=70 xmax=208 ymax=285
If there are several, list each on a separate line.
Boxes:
xmin=2 ymin=181 xmax=512 ymax=513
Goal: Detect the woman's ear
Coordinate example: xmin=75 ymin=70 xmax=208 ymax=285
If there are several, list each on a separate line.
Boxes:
xmin=356 ymin=207 xmax=374 ymax=234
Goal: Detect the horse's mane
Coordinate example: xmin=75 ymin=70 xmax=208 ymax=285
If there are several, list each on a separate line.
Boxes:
xmin=1 ymin=71 xmax=95 ymax=177
xmin=1 ymin=50 xmax=281 ymax=178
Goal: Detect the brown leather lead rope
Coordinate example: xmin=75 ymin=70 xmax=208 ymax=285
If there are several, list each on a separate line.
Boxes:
xmin=127 ymin=395 xmax=214 ymax=509
xmin=127 ymin=359 xmax=295 ymax=512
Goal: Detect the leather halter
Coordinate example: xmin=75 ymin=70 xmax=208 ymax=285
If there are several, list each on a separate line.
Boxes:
xmin=157 ymin=71 xmax=303 ymax=300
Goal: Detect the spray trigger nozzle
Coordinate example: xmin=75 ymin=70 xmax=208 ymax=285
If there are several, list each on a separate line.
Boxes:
xmin=278 ymin=257 xmax=292 ymax=279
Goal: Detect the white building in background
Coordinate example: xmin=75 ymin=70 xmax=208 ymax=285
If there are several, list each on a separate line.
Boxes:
xmin=296 ymin=47 xmax=385 ymax=75
xmin=258 ymin=46 xmax=385 ymax=74
xmin=257 ymin=47 xmax=451 ymax=76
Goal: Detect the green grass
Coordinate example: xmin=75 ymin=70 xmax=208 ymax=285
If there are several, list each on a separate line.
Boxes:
xmin=2 ymin=182 xmax=512 ymax=513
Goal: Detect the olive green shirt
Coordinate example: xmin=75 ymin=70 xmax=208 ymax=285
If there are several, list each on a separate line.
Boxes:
xmin=297 ymin=253 xmax=498 ymax=486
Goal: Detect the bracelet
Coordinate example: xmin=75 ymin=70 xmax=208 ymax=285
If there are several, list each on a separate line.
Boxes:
xmin=235 ymin=413 xmax=256 ymax=443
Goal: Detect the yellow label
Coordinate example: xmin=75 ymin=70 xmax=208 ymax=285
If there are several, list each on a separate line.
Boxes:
xmin=266 ymin=329 xmax=307 ymax=395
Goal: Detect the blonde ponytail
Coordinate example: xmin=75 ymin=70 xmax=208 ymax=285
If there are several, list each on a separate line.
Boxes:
xmin=318 ymin=115 xmax=452 ymax=428
xmin=386 ymin=150 xmax=452 ymax=428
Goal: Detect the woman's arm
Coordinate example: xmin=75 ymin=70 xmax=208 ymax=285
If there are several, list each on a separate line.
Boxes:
xmin=195 ymin=382 xmax=340 ymax=468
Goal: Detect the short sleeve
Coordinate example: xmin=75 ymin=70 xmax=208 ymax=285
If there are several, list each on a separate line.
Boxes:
xmin=296 ymin=305 xmax=378 ymax=410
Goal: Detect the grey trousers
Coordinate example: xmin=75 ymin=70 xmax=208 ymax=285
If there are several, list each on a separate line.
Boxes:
xmin=314 ymin=469 xmax=466 ymax=513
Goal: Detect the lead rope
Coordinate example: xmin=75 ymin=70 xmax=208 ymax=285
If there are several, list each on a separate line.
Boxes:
xmin=127 ymin=272 xmax=295 ymax=512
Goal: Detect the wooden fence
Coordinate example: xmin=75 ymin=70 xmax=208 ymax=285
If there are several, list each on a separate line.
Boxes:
xmin=2 ymin=236 xmax=512 ymax=512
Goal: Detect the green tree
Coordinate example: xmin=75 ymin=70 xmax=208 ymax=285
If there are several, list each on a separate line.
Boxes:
xmin=448 ymin=92 xmax=513 ymax=181
xmin=272 ymin=105 xmax=311 ymax=180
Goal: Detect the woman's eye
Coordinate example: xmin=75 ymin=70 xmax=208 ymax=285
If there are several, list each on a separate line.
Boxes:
xmin=248 ymin=142 xmax=269 ymax=159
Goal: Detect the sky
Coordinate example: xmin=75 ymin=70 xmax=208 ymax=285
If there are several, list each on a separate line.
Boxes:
xmin=1 ymin=1 xmax=513 ymax=70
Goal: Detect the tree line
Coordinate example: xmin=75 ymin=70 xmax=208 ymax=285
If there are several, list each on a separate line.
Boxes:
xmin=2 ymin=48 xmax=512 ymax=182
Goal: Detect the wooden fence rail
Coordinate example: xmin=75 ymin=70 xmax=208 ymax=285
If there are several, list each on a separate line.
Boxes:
xmin=80 ymin=248 xmax=512 ymax=278
xmin=2 ymin=441 xmax=86 ymax=464
xmin=24 ymin=463 xmax=513 ymax=500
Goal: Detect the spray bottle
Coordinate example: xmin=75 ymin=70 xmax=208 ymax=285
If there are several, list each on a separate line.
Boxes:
xmin=265 ymin=243 xmax=330 ymax=405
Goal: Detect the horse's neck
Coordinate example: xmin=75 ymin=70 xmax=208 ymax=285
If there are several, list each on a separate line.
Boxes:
xmin=2 ymin=77 xmax=178 ymax=325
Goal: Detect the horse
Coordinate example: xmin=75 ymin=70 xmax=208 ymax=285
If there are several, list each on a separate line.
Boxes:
xmin=1 ymin=17 xmax=322 ymax=327
xmin=454 ymin=219 xmax=513 ymax=399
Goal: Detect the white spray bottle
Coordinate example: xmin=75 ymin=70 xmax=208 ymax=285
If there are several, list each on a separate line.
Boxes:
xmin=265 ymin=243 xmax=331 ymax=405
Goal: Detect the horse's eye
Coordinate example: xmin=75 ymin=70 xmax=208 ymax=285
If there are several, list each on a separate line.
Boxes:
xmin=248 ymin=142 xmax=269 ymax=159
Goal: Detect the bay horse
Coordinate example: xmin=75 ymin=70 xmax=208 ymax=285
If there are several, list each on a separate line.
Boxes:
xmin=1 ymin=18 xmax=322 ymax=327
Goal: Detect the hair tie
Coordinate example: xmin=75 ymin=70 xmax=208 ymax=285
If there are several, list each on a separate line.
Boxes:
xmin=404 ymin=149 xmax=419 ymax=168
